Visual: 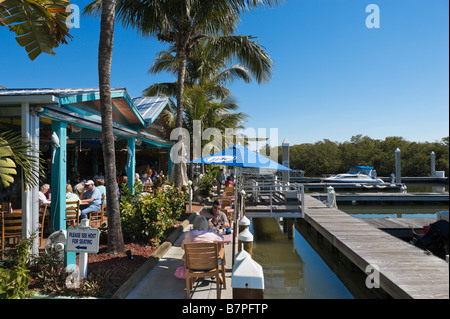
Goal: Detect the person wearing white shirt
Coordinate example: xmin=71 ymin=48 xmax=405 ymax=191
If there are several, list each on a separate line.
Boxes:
xmin=38 ymin=184 xmax=51 ymax=206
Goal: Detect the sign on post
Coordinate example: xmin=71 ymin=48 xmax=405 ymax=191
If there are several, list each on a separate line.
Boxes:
xmin=66 ymin=224 xmax=100 ymax=254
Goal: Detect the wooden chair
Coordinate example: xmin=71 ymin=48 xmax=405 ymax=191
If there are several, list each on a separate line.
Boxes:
xmin=39 ymin=203 xmax=50 ymax=248
xmin=1 ymin=211 xmax=22 ymax=259
xmin=89 ymin=194 xmax=105 ymax=228
xmin=221 ymin=209 xmax=234 ymax=224
xmin=217 ymin=198 xmax=232 ymax=207
xmin=143 ymin=184 xmax=154 ymax=193
xmin=223 ymin=191 xmax=234 ymax=197
xmin=223 ymin=186 xmax=234 ymax=194
xmin=184 ymin=242 xmax=226 ymax=299
xmin=65 ymin=201 xmax=80 ymax=228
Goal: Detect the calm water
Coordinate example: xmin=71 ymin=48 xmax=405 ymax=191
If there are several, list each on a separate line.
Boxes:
xmin=249 ymin=182 xmax=448 ymax=299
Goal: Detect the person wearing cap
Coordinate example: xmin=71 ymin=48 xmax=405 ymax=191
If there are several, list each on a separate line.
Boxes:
xmin=80 ymin=180 xmax=102 ymax=221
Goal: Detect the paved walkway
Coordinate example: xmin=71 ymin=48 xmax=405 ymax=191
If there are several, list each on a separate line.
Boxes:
xmin=118 ymin=212 xmax=234 ymax=299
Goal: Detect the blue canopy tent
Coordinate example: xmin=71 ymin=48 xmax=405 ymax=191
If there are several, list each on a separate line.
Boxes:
xmin=190 ymin=144 xmax=291 ymax=264
xmin=191 ymin=144 xmax=291 ymax=171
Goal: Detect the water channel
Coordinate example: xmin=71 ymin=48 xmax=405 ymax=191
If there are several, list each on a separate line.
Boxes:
xmin=249 ymin=182 xmax=449 ymax=299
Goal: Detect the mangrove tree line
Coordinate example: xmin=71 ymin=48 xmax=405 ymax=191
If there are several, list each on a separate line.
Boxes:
xmin=281 ymin=135 xmax=449 ymax=177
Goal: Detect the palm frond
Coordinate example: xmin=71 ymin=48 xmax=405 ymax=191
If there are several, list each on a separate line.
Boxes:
xmin=207 ymin=35 xmax=273 ymax=84
xmin=1 ymin=0 xmax=73 ymax=60
xmin=0 ymin=131 xmax=45 ymax=190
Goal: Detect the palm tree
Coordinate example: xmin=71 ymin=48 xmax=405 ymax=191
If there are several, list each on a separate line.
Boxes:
xmin=97 ymin=0 xmax=125 ymax=255
xmin=0 ymin=0 xmax=73 ymax=60
xmin=0 ymin=131 xmax=44 ymax=191
xmin=143 ymin=39 xmax=254 ymax=101
xmin=84 ymin=0 xmax=281 ymax=187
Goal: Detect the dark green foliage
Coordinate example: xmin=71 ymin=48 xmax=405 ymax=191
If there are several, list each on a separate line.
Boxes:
xmin=286 ymin=135 xmax=449 ymax=177
xmin=119 ymin=182 xmax=188 ymax=246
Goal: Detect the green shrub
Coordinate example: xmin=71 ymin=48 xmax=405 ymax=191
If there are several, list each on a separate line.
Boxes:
xmin=120 ymin=182 xmax=188 ymax=246
xmin=0 ymin=235 xmax=35 ymax=299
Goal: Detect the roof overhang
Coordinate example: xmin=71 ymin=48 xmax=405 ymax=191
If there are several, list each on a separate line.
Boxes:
xmin=0 ymin=88 xmax=173 ymax=148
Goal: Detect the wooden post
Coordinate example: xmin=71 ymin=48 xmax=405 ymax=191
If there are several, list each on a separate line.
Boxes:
xmin=287 ymin=218 xmax=294 ymax=239
xmin=431 ymin=151 xmax=436 ymax=177
xmin=21 ymin=103 xmax=40 ymax=256
xmin=395 ymin=148 xmax=401 ymax=184
xmin=282 ymin=138 xmax=290 ymax=183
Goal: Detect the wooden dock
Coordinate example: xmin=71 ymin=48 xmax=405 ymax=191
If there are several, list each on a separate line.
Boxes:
xmin=302 ymin=194 xmax=449 ymax=299
xmin=362 ymin=217 xmax=435 ymax=238
xmin=311 ymin=192 xmax=449 ymax=204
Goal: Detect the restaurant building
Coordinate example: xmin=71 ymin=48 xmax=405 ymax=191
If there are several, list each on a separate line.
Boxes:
xmin=0 ymin=88 xmax=174 ymax=263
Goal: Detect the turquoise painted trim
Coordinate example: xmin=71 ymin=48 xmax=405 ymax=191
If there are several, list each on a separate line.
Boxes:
xmin=64 ymin=104 xmax=102 ymax=121
xmin=59 ymin=89 xmax=146 ymax=128
xmin=138 ymin=137 xmax=173 ymax=148
xmin=127 ymin=138 xmax=136 ymax=193
xmin=50 ymin=121 xmax=76 ymax=268
xmin=168 ymin=153 xmax=173 ymax=180
xmin=121 ymin=90 xmax=146 ymax=127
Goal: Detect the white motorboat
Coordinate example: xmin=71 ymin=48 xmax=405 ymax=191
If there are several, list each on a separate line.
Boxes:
xmin=323 ymin=166 xmax=385 ymax=183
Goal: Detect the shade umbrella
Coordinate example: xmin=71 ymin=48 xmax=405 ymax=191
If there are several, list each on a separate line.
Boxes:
xmin=191 ymin=144 xmax=291 ymax=171
xmin=190 ymin=144 xmax=291 ymax=264
xmin=169 ymin=142 xmax=189 ymax=186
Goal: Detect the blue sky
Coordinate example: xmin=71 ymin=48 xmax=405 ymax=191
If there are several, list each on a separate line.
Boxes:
xmin=1 ymin=0 xmax=448 ymax=146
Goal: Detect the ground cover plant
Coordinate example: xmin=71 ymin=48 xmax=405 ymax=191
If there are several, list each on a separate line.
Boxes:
xmin=0 ymin=182 xmax=188 ymax=299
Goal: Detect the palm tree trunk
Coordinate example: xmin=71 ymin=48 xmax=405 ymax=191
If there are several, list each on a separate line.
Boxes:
xmin=98 ymin=0 xmax=125 ymax=255
xmin=174 ymin=50 xmax=187 ymax=188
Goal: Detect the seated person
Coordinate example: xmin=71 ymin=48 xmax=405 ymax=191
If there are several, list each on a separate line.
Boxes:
xmin=66 ymin=184 xmax=80 ymax=208
xmin=181 ymin=215 xmax=224 ymax=248
xmin=74 ymin=180 xmax=85 ymax=197
xmin=225 ymin=176 xmax=234 ymax=187
xmin=38 ymin=184 xmax=51 ymax=206
xmin=199 ymin=199 xmax=230 ymax=228
xmin=96 ymin=179 xmax=107 ymax=206
xmin=175 ymin=215 xmax=224 ymax=279
xmin=80 ymin=180 xmax=102 ymax=220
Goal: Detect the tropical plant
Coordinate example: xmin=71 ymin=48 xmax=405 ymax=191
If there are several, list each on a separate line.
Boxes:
xmin=84 ymin=0 xmax=281 ymax=187
xmin=0 ymin=234 xmax=35 ymax=299
xmin=0 ymin=0 xmax=73 ymax=60
xmin=0 ymin=131 xmax=44 ymax=191
xmin=119 ymin=182 xmax=187 ymax=245
xmin=143 ymin=39 xmax=255 ymax=100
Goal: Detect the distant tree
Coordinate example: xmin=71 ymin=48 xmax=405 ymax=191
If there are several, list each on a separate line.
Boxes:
xmin=288 ymin=135 xmax=449 ymax=177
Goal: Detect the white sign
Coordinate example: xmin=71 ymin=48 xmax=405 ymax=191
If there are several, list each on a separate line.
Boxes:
xmin=66 ymin=226 xmax=100 ymax=253
xmin=204 ymin=155 xmax=236 ymax=163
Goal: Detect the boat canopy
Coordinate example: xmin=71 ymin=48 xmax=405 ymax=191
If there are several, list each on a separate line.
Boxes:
xmin=347 ymin=166 xmax=375 ymax=176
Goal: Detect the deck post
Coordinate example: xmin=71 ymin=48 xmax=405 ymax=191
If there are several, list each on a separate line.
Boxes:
xmin=126 ymin=138 xmax=136 ymax=193
xmin=430 ymin=151 xmax=436 ymax=177
xmin=50 ymin=120 xmax=76 ymax=268
xmin=282 ymin=138 xmax=290 ymax=183
xmin=21 ymin=103 xmax=40 ymax=256
xmin=395 ymin=148 xmax=401 ymax=183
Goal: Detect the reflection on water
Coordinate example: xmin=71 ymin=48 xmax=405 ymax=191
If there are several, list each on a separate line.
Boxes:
xmin=251 ymin=218 xmax=355 ymax=299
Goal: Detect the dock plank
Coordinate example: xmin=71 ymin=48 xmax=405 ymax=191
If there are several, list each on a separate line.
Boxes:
xmin=302 ymin=194 xmax=449 ymax=299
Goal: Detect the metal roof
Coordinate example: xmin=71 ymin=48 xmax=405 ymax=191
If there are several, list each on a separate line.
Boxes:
xmin=0 ymin=88 xmax=173 ymax=147
xmin=132 ymin=96 xmax=169 ymax=124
